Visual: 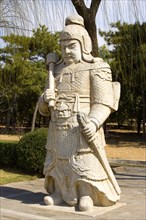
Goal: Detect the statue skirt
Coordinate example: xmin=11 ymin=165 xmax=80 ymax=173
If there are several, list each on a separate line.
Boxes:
xmin=43 ymin=121 xmax=120 ymax=205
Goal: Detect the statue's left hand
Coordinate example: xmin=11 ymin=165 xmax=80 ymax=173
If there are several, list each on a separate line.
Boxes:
xmin=81 ymin=121 xmax=96 ymax=141
xmin=77 ymin=112 xmax=96 ymax=141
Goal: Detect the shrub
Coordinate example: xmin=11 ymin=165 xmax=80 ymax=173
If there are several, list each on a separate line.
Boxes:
xmin=16 ymin=128 xmax=48 ymax=173
xmin=0 ymin=141 xmax=18 ymax=167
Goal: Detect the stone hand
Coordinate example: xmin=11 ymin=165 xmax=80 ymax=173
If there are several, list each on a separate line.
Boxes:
xmin=77 ymin=112 xmax=96 ymax=142
xmin=82 ymin=121 xmax=96 ymax=141
xmin=43 ymin=89 xmax=55 ymax=104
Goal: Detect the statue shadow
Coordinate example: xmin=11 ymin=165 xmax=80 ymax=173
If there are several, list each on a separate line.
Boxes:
xmin=0 ymin=185 xmax=81 ymax=211
xmin=0 ymin=185 xmax=46 ymax=205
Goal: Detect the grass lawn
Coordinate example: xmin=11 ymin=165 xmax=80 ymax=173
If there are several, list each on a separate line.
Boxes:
xmin=0 ymin=168 xmax=40 ymax=185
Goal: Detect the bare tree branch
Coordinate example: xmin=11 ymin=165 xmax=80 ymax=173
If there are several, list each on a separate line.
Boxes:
xmin=71 ymin=0 xmax=88 ymax=17
xmin=90 ymin=0 xmax=101 ymax=17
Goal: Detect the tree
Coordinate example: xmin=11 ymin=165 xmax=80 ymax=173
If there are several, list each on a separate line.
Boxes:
xmin=0 ymin=0 xmax=34 ymax=32
xmin=0 ymin=25 xmax=61 ymax=132
xmin=71 ymin=0 xmax=101 ymax=57
xmin=0 ymin=49 xmax=47 ymax=130
xmin=99 ymin=22 xmax=146 ymax=134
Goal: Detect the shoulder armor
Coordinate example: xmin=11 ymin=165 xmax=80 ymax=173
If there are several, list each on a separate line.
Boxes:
xmin=93 ymin=57 xmax=110 ymax=69
xmin=90 ymin=58 xmax=112 ymax=81
xmin=90 ymin=58 xmax=113 ymax=108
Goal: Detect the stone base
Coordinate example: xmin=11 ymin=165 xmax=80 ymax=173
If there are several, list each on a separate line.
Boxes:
xmin=31 ymin=202 xmax=126 ymax=217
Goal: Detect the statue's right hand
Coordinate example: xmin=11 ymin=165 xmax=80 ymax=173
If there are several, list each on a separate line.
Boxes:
xmin=43 ymin=89 xmax=55 ymax=103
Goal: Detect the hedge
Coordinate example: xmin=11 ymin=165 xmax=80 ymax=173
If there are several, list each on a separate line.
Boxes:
xmin=0 ymin=141 xmax=18 ymax=167
xmin=16 ymin=128 xmax=48 ymax=173
xmin=0 ymin=128 xmax=48 ymax=174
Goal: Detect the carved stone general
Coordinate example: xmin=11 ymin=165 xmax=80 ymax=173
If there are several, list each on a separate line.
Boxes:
xmin=38 ymin=14 xmax=121 ymax=212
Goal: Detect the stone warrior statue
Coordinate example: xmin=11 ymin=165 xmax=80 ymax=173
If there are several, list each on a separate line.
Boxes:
xmin=38 ymin=15 xmax=121 ymax=211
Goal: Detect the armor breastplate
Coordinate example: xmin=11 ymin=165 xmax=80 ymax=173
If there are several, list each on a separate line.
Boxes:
xmin=47 ymin=65 xmax=91 ymax=159
xmin=52 ymin=67 xmax=90 ymax=123
xmin=56 ymin=67 xmax=90 ymax=95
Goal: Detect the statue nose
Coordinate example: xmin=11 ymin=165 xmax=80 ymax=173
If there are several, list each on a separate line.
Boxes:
xmin=65 ymin=47 xmax=70 ymax=54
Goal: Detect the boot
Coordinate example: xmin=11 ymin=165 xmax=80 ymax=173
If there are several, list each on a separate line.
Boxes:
xmin=79 ymin=196 xmax=93 ymax=211
xmin=44 ymin=192 xmax=63 ymax=205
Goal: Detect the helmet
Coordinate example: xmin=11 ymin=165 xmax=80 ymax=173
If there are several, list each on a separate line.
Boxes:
xmin=60 ymin=15 xmax=92 ymax=55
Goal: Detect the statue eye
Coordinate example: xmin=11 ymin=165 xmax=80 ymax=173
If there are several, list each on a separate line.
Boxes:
xmin=68 ymin=44 xmax=76 ymax=49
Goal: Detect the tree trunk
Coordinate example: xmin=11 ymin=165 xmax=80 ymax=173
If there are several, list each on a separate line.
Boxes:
xmin=31 ymin=101 xmax=39 ymax=131
xmin=137 ymin=119 xmax=141 ymax=134
xmin=6 ymin=108 xmax=12 ymax=133
xmin=142 ymin=90 xmax=146 ymax=135
xmin=84 ymin=17 xmax=98 ymax=57
xmin=71 ymin=0 xmax=101 ymax=57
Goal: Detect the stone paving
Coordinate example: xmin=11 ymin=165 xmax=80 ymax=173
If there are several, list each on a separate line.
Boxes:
xmin=0 ymin=166 xmax=146 ymax=220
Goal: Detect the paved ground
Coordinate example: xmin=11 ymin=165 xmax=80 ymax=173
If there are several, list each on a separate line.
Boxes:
xmin=0 ymin=166 xmax=146 ymax=220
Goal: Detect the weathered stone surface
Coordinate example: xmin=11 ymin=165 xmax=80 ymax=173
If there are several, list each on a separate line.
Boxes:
xmin=38 ymin=14 xmax=121 ymax=211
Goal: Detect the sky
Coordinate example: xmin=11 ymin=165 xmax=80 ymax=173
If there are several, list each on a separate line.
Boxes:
xmin=0 ymin=0 xmax=146 ymax=48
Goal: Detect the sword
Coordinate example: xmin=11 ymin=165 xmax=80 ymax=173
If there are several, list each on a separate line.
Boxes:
xmin=77 ymin=112 xmax=121 ymax=195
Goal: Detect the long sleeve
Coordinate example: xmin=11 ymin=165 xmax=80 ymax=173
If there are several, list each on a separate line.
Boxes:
xmin=89 ymin=60 xmax=114 ymax=129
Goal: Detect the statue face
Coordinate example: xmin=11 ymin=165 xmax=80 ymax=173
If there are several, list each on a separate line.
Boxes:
xmin=61 ymin=40 xmax=82 ymax=65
